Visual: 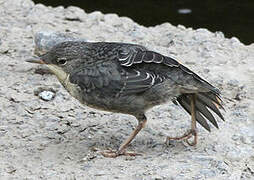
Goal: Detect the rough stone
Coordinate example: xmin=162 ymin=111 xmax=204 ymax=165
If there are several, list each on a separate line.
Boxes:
xmin=0 ymin=0 xmax=253 ymax=179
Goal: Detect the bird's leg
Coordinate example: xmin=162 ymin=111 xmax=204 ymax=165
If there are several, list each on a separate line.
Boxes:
xmin=186 ymin=94 xmax=197 ymax=146
xmin=166 ymin=94 xmax=197 ymax=146
xmin=101 ymin=115 xmax=147 ymax=158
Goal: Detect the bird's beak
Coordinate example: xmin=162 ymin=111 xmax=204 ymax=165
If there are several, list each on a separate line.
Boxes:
xmin=26 ymin=57 xmax=46 ymax=64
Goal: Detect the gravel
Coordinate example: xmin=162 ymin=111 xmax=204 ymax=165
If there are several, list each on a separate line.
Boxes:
xmin=0 ymin=0 xmax=254 ymax=179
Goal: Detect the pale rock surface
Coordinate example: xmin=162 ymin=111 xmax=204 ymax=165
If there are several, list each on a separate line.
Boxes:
xmin=0 ymin=0 xmax=253 ymax=179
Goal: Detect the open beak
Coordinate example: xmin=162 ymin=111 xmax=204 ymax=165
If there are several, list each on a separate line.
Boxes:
xmin=26 ymin=57 xmax=45 ymax=64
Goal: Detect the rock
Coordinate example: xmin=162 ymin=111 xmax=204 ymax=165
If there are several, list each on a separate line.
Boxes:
xmin=0 ymin=0 xmax=253 ymax=179
xmin=34 ymin=31 xmax=87 ymax=55
xmin=38 ymin=90 xmax=55 ymax=101
xmin=34 ymin=87 xmax=57 ymax=101
xmin=0 ymin=42 xmax=10 ymax=54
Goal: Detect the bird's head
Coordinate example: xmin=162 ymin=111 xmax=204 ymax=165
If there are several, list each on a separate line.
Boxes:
xmin=27 ymin=41 xmax=89 ymax=83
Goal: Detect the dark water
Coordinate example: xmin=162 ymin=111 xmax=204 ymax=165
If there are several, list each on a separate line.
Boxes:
xmin=33 ymin=0 xmax=254 ymax=45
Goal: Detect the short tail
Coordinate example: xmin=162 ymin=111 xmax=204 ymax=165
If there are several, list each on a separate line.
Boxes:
xmin=174 ymin=92 xmax=225 ymax=132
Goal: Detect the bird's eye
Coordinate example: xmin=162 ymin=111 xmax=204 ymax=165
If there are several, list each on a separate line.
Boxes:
xmin=57 ymin=58 xmax=67 ymax=65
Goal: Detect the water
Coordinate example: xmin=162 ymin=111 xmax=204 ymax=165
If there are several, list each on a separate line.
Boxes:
xmin=33 ymin=0 xmax=254 ymax=45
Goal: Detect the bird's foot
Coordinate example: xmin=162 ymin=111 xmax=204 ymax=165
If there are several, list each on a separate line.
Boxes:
xmin=166 ymin=129 xmax=197 ymax=146
xmin=185 ymin=129 xmax=197 ymax=146
xmin=100 ymin=149 xmax=141 ymax=158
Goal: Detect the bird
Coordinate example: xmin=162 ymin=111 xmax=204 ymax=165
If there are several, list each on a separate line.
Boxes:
xmin=27 ymin=41 xmax=224 ymax=158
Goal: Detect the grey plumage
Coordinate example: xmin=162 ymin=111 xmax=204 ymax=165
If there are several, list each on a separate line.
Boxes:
xmin=42 ymin=41 xmax=222 ymax=127
xmin=28 ymin=41 xmax=225 ymax=157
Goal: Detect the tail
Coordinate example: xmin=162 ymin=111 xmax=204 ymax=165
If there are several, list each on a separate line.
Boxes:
xmin=173 ymin=92 xmax=225 ymax=132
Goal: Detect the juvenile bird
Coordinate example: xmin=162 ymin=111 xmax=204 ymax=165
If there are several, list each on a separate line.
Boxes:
xmin=27 ymin=41 xmax=224 ymax=157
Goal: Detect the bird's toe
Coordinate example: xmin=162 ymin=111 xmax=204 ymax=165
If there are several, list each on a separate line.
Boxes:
xmin=166 ymin=129 xmax=198 ymax=146
xmin=100 ymin=149 xmax=141 ymax=158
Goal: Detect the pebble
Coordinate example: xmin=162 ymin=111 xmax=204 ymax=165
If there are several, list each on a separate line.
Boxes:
xmin=0 ymin=43 xmax=9 ymax=54
xmin=38 ymin=90 xmax=55 ymax=101
xmin=81 ymin=153 xmax=97 ymax=162
xmin=6 ymin=165 xmax=16 ymax=174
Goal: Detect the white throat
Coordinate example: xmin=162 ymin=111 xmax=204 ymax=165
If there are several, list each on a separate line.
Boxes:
xmin=46 ymin=64 xmax=81 ymax=100
xmin=46 ymin=64 xmax=68 ymax=84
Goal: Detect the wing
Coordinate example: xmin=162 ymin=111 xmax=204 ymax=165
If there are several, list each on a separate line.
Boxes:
xmin=68 ymin=43 xmax=169 ymax=97
xmin=117 ymin=45 xmax=220 ymax=94
xmin=69 ymin=59 xmax=165 ymax=98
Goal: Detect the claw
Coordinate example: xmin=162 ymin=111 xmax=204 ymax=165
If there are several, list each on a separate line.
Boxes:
xmin=101 ymin=150 xmax=119 ymax=158
xmin=166 ymin=128 xmax=197 ymax=146
xmin=185 ymin=130 xmax=197 ymax=146
xmin=166 ymin=129 xmax=192 ymax=144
